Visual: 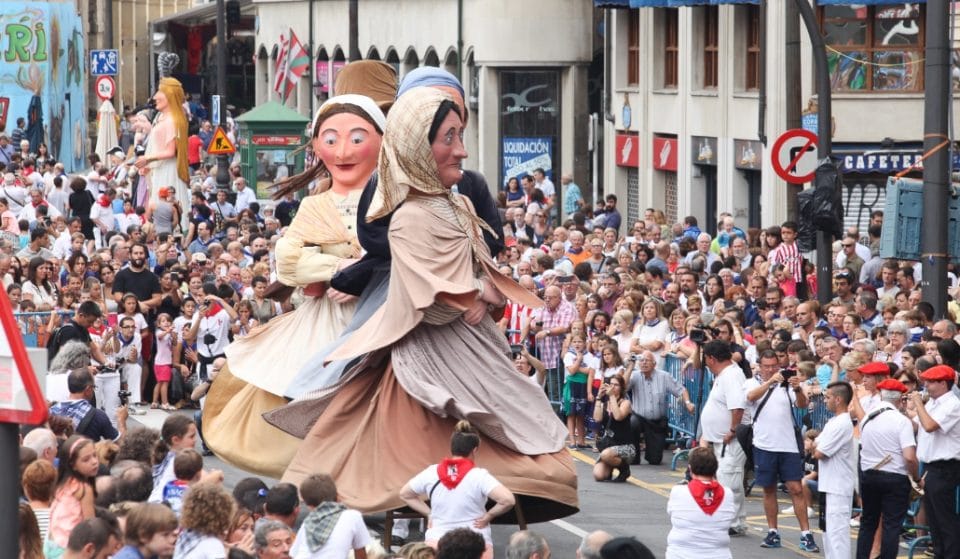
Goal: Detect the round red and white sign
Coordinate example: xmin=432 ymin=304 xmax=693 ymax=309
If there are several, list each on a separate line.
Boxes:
xmin=771 ymin=128 xmax=819 ymax=184
xmin=95 ymin=75 xmax=115 ymax=101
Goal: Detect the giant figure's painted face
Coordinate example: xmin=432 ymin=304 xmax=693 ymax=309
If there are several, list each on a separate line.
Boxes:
xmin=312 ymin=112 xmax=382 ymax=191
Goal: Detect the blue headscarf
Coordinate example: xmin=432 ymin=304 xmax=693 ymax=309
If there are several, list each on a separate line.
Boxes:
xmin=396 ymin=67 xmax=464 ymax=99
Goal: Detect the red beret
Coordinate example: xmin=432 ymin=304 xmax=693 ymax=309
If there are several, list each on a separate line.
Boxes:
xmin=858 ymin=362 xmax=890 ymax=376
xmin=876 ymin=379 xmax=908 ymax=393
xmin=920 ymin=365 xmax=957 ymax=382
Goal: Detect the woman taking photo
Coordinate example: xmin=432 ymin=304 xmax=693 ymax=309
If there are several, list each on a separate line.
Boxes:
xmin=399 ymin=421 xmax=516 ymax=558
xmin=592 ymin=373 xmax=634 ymax=482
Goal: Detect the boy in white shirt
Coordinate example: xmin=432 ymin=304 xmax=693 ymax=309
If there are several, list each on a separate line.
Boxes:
xmin=812 ymin=381 xmax=856 ymax=559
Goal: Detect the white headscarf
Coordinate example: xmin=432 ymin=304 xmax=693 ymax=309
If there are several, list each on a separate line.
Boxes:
xmin=311 ymin=94 xmax=387 ymax=136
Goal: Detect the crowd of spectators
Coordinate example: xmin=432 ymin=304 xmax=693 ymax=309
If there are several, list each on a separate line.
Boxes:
xmin=6 ymin=119 xmax=960 ymax=559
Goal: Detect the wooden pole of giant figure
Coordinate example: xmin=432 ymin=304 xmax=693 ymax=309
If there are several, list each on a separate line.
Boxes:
xmin=134 ymin=52 xmax=189 ymax=230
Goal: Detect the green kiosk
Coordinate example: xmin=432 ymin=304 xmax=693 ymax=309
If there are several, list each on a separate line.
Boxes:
xmin=235 ymin=101 xmax=311 ymax=200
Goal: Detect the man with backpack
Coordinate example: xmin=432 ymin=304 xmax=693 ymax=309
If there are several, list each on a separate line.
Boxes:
xmin=47 ymin=300 xmax=110 ymax=370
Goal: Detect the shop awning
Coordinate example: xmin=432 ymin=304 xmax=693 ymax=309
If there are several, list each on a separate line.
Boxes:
xmin=595 ymin=0 xmax=631 ymax=7
xmin=629 ymin=0 xmax=758 ymax=6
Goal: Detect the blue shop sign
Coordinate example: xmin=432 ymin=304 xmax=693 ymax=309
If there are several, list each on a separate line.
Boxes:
xmin=838 ymin=150 xmax=960 ymax=174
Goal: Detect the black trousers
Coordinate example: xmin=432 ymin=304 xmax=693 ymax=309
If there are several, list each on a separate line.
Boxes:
xmin=630 ymin=414 xmax=669 ymax=465
xmin=856 ymin=469 xmax=911 ymax=559
xmin=923 ymin=460 xmax=960 ymax=559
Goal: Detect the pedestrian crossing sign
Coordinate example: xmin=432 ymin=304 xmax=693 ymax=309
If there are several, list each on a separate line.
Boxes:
xmin=207 ymin=126 xmax=236 ymax=155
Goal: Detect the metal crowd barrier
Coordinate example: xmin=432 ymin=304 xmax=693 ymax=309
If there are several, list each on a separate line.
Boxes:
xmin=794 ymin=393 xmax=833 ymax=432
xmin=13 ymin=311 xmax=74 ymax=348
xmin=662 ymin=352 xmax=712 ymax=469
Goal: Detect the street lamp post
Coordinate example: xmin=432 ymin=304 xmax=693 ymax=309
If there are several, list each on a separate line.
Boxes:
xmin=216 ymin=0 xmax=231 ymax=193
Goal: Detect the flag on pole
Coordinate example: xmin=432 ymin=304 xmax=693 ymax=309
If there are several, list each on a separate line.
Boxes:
xmin=277 ymin=29 xmax=310 ymax=103
xmin=273 ymin=33 xmax=289 ymax=96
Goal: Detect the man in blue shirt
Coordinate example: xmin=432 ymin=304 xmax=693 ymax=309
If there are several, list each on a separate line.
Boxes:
xmin=561 ymin=173 xmax=583 ymax=220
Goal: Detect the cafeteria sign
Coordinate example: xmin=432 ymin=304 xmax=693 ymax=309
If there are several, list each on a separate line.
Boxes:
xmin=502 ymin=136 xmax=552 ymax=182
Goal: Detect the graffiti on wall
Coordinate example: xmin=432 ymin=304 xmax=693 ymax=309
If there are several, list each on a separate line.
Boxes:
xmin=0 ymin=3 xmax=86 ymax=171
xmin=842 ymin=179 xmax=887 ymax=234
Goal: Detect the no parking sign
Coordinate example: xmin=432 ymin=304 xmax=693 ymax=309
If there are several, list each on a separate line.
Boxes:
xmin=771 ymin=129 xmax=819 ymax=184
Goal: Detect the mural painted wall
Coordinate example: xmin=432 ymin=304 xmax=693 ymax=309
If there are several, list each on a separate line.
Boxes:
xmin=0 ymin=2 xmax=86 ymax=172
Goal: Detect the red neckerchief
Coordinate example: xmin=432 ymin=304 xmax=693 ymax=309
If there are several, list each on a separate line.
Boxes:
xmin=204 ymin=301 xmax=224 ymax=318
xmin=437 ymin=457 xmax=475 ymax=490
xmin=98 ymin=194 xmax=111 ymax=207
xmin=687 ymin=478 xmax=725 ymax=515
xmin=32 ymin=199 xmax=46 ymax=209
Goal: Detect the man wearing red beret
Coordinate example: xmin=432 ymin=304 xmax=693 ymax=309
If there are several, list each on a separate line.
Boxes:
xmin=853 ymin=361 xmax=890 ymax=422
xmin=911 ymin=365 xmax=960 ymax=558
xmin=856 ymin=375 xmax=918 ymax=559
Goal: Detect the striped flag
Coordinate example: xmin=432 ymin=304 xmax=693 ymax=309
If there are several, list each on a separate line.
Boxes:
xmin=277 ymin=29 xmax=310 ymax=103
xmin=273 ymin=33 xmax=289 ymax=96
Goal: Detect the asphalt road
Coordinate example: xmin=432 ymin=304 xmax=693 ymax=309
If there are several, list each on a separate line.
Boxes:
xmin=135 ymin=410 xmax=858 ymax=558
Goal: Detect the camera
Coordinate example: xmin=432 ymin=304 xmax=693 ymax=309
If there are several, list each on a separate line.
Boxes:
xmin=780 ymin=368 xmax=797 ymax=387
xmin=689 ymin=324 xmax=718 ymax=344
xmin=628 ymin=352 xmax=638 ymax=361
xmin=509 ymin=344 xmax=524 ymax=356
xmin=203 ymin=333 xmax=217 ymax=346
xmin=118 ymin=389 xmax=131 ymax=406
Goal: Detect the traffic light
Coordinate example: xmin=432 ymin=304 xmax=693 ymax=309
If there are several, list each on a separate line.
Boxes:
xmin=226 ymin=0 xmax=241 ymax=25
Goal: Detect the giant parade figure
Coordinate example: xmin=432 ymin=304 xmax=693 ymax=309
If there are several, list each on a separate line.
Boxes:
xmin=204 ymin=64 xmax=578 ymax=523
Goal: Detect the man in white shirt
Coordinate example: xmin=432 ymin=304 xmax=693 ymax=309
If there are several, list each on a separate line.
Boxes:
xmin=856 ymin=378 xmax=918 ymax=559
xmin=746 ymin=351 xmax=818 ymax=552
xmin=910 ymin=365 xmax=960 ymax=558
xmin=291 ymin=473 xmax=370 ymax=559
xmin=699 ymin=340 xmax=748 ymax=536
xmin=813 ymin=381 xmax=856 ymax=559
xmin=233 ymin=177 xmax=257 ymax=213
xmin=18 ymin=187 xmax=62 ymax=224
xmin=532 ymin=168 xmax=555 ymax=224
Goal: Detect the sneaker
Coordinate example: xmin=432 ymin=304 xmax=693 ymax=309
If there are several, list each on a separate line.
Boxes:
xmin=760 ymin=531 xmax=781 ymax=548
xmin=781 ymin=505 xmax=796 ymax=515
xmin=728 ymin=527 xmax=747 ymax=537
xmin=799 ymin=533 xmax=820 ymax=553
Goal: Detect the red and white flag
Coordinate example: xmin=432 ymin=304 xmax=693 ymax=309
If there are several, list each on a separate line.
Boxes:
xmin=273 ymin=33 xmax=289 ymax=96
xmin=275 ymin=29 xmax=310 ymax=103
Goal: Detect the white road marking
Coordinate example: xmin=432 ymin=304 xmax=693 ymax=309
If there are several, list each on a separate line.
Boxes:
xmin=549 ymin=518 xmax=588 ymax=538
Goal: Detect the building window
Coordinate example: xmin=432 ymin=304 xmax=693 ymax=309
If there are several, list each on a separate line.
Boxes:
xmin=820 ymin=3 xmax=923 ymax=92
xmin=745 ymin=5 xmax=761 ymax=90
xmin=627 ymin=9 xmax=640 ymax=86
xmin=703 ymin=6 xmax=719 ymax=89
xmin=663 ymin=8 xmax=679 ymax=88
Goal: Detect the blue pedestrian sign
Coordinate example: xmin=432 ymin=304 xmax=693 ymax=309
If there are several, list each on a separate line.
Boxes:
xmin=90 ymin=50 xmax=119 ymax=76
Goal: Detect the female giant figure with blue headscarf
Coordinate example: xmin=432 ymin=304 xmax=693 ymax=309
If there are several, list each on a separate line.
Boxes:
xmin=276 ymin=86 xmax=577 ymax=523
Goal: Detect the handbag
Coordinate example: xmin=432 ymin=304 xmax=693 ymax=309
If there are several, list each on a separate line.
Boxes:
xmin=735 ymin=384 xmax=775 ymax=457
xmin=596 ymin=412 xmax=615 ymax=452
